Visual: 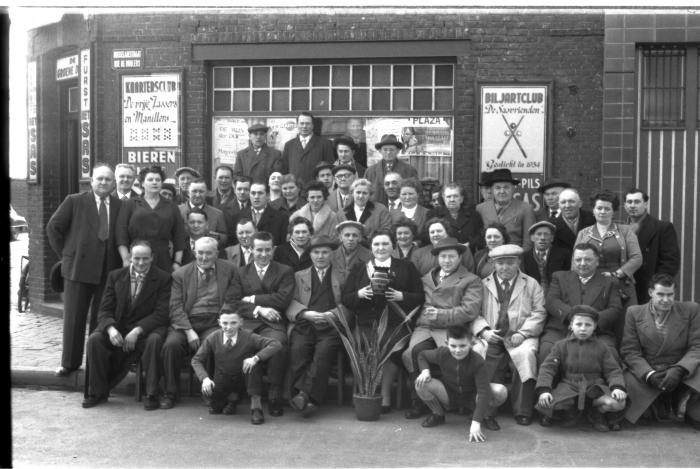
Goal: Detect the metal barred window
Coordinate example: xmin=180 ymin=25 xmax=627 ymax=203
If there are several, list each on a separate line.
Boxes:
xmin=640 ymin=46 xmax=686 ymax=128
xmin=212 ymin=63 xmax=454 ymax=113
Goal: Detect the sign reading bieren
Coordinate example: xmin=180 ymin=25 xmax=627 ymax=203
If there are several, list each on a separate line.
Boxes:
xmin=479 ymin=84 xmax=548 ymax=210
xmin=122 ymin=73 xmax=181 ymax=176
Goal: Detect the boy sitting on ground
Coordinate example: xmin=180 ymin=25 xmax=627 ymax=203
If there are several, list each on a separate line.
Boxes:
xmin=191 ymin=306 xmax=282 ymax=425
xmin=414 ymin=325 xmax=506 ymax=442
xmin=535 ymin=305 xmax=627 ymax=432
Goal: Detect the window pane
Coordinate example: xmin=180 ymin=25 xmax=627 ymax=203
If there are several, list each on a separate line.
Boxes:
xmin=414 ymin=65 xmax=432 ymax=86
xmin=332 ymin=66 xmax=350 ymax=86
xmin=233 ymin=91 xmax=250 ymax=111
xmin=373 ymin=65 xmax=390 ymax=86
xmin=313 ymin=66 xmax=330 ymax=86
xmin=435 ymin=89 xmax=453 ymax=110
xmin=292 ymin=66 xmax=310 ymax=87
xmin=272 ymin=90 xmax=289 ymax=111
xmin=252 ymin=67 xmax=270 ymax=88
xmin=393 ymin=89 xmax=410 ymax=110
xmin=252 ymin=90 xmax=269 ymax=111
xmin=272 ymin=67 xmax=289 ymax=87
xmin=312 ymin=89 xmax=329 ymax=110
xmin=353 ymin=66 xmax=370 ymax=86
xmin=68 ymin=87 xmax=80 ymax=113
xmin=414 ymin=89 xmax=432 ymax=110
xmin=435 ymin=65 xmax=453 ymax=86
xmin=352 ymin=89 xmax=369 ymax=110
xmin=393 ymin=66 xmax=411 ymax=86
xmin=331 ymin=89 xmax=349 ymax=110
xmin=214 ymin=68 xmax=231 ymax=88
xmin=372 ymin=89 xmax=390 ymax=110
xmin=213 ymin=91 xmax=231 ymax=111
xmin=292 ymin=90 xmax=309 ymax=110
xmin=233 ymin=68 xmax=250 ymax=89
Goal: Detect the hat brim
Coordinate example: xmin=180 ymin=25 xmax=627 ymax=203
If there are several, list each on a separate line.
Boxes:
xmin=336 ymin=221 xmax=365 ymax=234
xmin=431 ymin=244 xmax=467 ymax=256
xmin=538 ymin=182 xmax=571 ymax=194
xmin=374 ymin=141 xmax=404 ymax=150
xmin=488 ymin=177 xmax=520 ymax=186
xmin=307 ymin=241 xmax=339 ymax=252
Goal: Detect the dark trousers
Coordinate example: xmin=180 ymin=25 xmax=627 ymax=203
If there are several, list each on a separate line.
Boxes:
xmin=86 ymin=326 xmax=166 ymax=396
xmin=209 ymin=368 xmax=264 ymax=410
xmin=62 ymin=278 xmax=106 ymax=370
xmin=408 ymin=338 xmax=437 ymax=401
xmin=162 ymin=327 xmax=219 ymax=395
xmin=486 ymin=341 xmax=536 ymax=418
xmin=290 ymin=325 xmax=340 ymax=405
xmin=251 ymin=325 xmax=288 ymax=394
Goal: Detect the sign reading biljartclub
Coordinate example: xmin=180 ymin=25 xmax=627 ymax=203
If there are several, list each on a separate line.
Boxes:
xmin=479 ymin=84 xmax=549 ymax=210
xmin=121 ymin=73 xmax=182 ymax=176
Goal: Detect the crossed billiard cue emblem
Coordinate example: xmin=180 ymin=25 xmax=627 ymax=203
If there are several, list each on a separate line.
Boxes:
xmin=496 ymin=114 xmax=528 ymax=159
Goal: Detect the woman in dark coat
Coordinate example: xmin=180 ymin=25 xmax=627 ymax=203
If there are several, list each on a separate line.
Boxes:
xmin=342 ymin=229 xmax=425 ymax=413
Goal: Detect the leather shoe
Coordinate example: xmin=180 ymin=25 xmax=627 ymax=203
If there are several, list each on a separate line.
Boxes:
xmin=301 ymin=402 xmax=318 ymax=419
xmin=222 ymin=401 xmax=237 ymax=415
xmin=251 ymin=408 xmax=265 ymax=425
xmin=268 ymin=399 xmax=284 ymax=417
xmin=539 ymin=416 xmax=553 ymax=427
xmin=515 ymin=415 xmax=532 ymax=426
xmin=159 ymin=393 xmax=176 ymax=410
xmin=421 ymin=413 xmax=446 ymax=428
xmin=55 ymin=366 xmax=75 ymax=377
xmin=289 ymin=391 xmax=309 ymax=411
xmin=405 ymin=400 xmax=429 ymax=419
xmin=82 ymin=395 xmax=108 ymax=408
xmin=483 ymin=416 xmax=501 ymax=431
xmin=208 ymin=405 xmax=223 ymax=415
xmin=143 ymin=395 xmax=159 ymax=411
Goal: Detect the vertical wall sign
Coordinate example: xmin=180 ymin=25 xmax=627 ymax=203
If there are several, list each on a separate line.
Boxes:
xmin=80 ymin=48 xmax=91 ymax=180
xmin=478 ymin=83 xmax=551 ymax=210
xmin=27 ymin=61 xmax=38 ymax=183
xmin=121 ymin=73 xmax=182 ymax=176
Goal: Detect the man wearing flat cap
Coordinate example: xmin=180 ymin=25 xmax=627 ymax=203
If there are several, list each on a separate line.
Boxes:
xmin=330 ymin=220 xmax=372 ymax=285
xmin=282 ymin=112 xmax=335 ymax=186
xmin=534 ymin=180 xmax=571 ymax=222
xmin=286 ymin=235 xmax=350 ymax=418
xmin=333 ymin=136 xmax=366 ymax=178
xmin=521 ymin=220 xmax=571 ymax=297
xmin=471 ymin=244 xmax=546 ymax=426
xmin=365 ymin=134 xmax=418 ymax=205
xmin=233 ymin=123 xmax=283 ymax=185
xmin=476 ymin=169 xmax=536 ymax=251
xmin=327 ymin=165 xmax=356 ymax=212
xmin=174 ymin=166 xmax=201 ymax=205
xmin=402 ymin=237 xmax=484 ymax=419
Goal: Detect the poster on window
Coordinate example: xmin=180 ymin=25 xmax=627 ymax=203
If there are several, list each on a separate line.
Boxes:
xmin=479 ymin=84 xmax=549 ymax=210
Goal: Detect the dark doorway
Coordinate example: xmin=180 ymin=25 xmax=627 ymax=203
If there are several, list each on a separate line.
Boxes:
xmin=59 ymin=84 xmax=81 ymax=201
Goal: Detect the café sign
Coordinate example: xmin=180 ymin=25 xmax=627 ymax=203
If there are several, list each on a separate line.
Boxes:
xmin=56 ymin=54 xmax=79 ymax=81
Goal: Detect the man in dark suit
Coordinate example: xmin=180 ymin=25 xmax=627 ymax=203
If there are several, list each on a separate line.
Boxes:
xmin=178 ymin=178 xmax=229 ymax=247
xmin=207 ymin=164 xmax=236 ymax=209
xmin=113 ymin=163 xmax=140 ymax=200
xmin=521 ymin=221 xmax=571 ymax=297
xmin=47 ymin=163 xmax=122 ymax=377
xmin=552 ymin=188 xmax=595 ymax=252
xmin=282 ymin=112 xmax=335 ymax=186
xmin=160 ymin=237 xmax=237 ymax=409
xmin=234 ymin=123 xmax=283 ymax=185
xmin=82 ymin=240 xmax=171 ymax=409
xmin=534 ymin=180 xmax=570 ymax=222
xmin=229 ymin=231 xmax=295 ymax=417
xmin=214 ymin=175 xmax=253 ymax=247
xmin=181 ymin=209 xmax=226 ymax=265
xmin=365 ymin=134 xmax=418 ymax=204
xmin=224 ymin=218 xmax=256 ymax=267
xmin=541 ymin=243 xmax=623 ymax=365
xmin=248 ymin=182 xmax=288 ymax=246
xmin=621 ymin=273 xmax=700 ymax=428
xmin=623 ymin=188 xmax=681 ymax=304
xmin=427 ymin=182 xmax=483 ymax=252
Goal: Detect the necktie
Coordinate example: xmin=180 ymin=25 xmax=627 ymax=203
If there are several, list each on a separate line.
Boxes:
xmin=252 ymin=210 xmax=260 ymax=226
xmin=121 ymin=194 xmax=128 ymax=200
xmin=341 ymin=195 xmax=348 ymax=208
xmin=502 ymin=280 xmax=510 ymax=294
xmin=202 ymin=268 xmax=213 ymax=281
xmin=301 ymin=137 xmax=308 ymax=149
xmin=438 ymin=271 xmax=446 ymax=284
xmin=550 ymin=209 xmax=558 ymax=218
xmin=258 ymin=268 xmax=265 ymax=280
xmin=536 ymin=250 xmax=546 ymax=264
xmin=317 ymin=269 xmax=325 ymax=282
xmin=132 ymin=274 xmax=144 ymax=299
xmin=98 ymin=197 xmax=109 ymax=241
xmin=225 ymin=338 xmax=233 ymax=349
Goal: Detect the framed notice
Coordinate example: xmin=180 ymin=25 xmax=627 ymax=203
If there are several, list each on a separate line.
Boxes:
xmin=121 ymin=72 xmax=182 ymax=176
xmin=478 ymin=83 xmax=552 ymax=210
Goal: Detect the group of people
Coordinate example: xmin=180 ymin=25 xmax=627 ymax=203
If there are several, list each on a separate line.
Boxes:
xmin=46 ymin=112 xmax=698 ymax=442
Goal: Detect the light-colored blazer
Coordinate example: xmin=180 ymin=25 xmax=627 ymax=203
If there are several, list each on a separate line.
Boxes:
xmin=417 ymin=265 xmax=483 ymax=328
xmin=476 ymin=198 xmax=536 ymax=251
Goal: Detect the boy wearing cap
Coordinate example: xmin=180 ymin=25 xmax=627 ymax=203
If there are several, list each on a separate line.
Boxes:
xmin=234 ymin=123 xmax=283 ymax=185
xmin=521 ymin=220 xmax=571 ymax=296
xmin=472 ymin=244 xmax=546 ymax=426
xmin=536 ymin=305 xmax=627 ymax=431
xmin=365 ymin=134 xmax=418 ymax=205
xmin=286 ymin=235 xmax=348 ymax=417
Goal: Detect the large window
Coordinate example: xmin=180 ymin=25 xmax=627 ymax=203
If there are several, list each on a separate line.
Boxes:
xmin=641 ymin=46 xmax=686 ymax=128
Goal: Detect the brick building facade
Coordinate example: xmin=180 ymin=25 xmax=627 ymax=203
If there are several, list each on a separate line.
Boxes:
xmin=21 ymin=8 xmax=698 ymax=312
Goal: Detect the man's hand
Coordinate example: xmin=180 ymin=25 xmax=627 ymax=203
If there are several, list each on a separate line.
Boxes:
xmin=201 ymin=377 xmax=215 ymax=397
xmin=660 ymin=366 xmax=685 ymax=392
xmin=385 ymin=288 xmax=404 ymax=302
xmin=258 ymin=307 xmax=282 ymax=322
xmin=482 ymin=329 xmax=503 ymax=344
xmin=185 ymin=329 xmax=200 ymax=352
xmin=358 ymin=285 xmax=373 ymax=300
xmin=648 ymin=370 xmax=666 ymax=389
xmin=538 ymin=392 xmax=553 ymax=409
xmin=122 ymin=327 xmax=142 ymax=352
xmin=468 ymin=420 xmax=485 ymax=443
xmin=415 ymin=369 xmax=431 ymax=389
xmin=107 ymin=326 xmax=124 ymax=347
xmin=241 ymin=295 xmax=255 ymax=303
xmin=422 ymin=307 xmax=438 ymax=321
xmin=507 ymin=332 xmax=525 ymax=347
xmin=242 ymin=356 xmax=260 ymax=374
xmin=303 ymin=311 xmax=331 ymax=325
xmin=611 ymin=389 xmax=627 ymax=401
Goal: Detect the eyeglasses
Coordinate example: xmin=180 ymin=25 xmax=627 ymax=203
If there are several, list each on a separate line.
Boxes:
xmin=334 ymin=173 xmax=353 ymax=179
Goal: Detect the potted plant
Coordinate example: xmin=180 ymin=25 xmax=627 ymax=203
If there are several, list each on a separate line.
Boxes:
xmin=332 ymin=302 xmax=420 ymax=421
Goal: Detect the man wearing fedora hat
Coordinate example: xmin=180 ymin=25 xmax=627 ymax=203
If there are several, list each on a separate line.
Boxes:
xmin=282 ymin=112 xmax=335 ymax=186
xmin=478 ymin=172 xmax=493 ymax=203
xmin=402 ymin=237 xmax=484 ymax=419
xmin=365 ymin=134 xmax=418 ymax=205
xmin=286 ymin=235 xmax=348 ymax=418
xmin=330 ymin=220 xmax=372 ymax=285
xmin=534 ymin=180 xmax=571 ymax=222
xmin=233 ymin=123 xmax=283 ymax=185
xmin=476 ymin=168 xmax=536 ymax=251
xmin=333 ymin=136 xmax=366 ymax=178
xmin=521 ymin=220 xmax=571 ymax=297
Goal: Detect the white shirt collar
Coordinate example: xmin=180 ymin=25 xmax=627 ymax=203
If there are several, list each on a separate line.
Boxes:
xmin=374 ymin=258 xmax=392 ymax=268
xmin=94 ymin=192 xmax=110 ymax=205
xmin=223 ymin=332 xmax=238 ymax=346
